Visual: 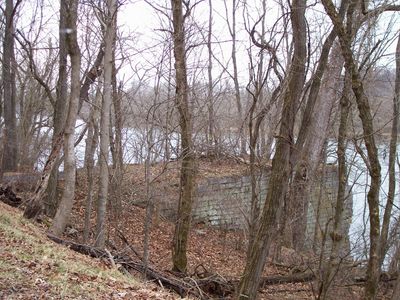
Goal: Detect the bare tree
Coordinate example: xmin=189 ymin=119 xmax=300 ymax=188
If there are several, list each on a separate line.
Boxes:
xmin=171 ymin=0 xmax=196 ymax=273
xmin=223 ymin=0 xmax=246 ymax=155
xmin=379 ymin=31 xmax=400 ymax=269
xmin=50 ymin=0 xmax=81 ymax=236
xmin=320 ymin=0 xmax=384 ymax=298
xmin=318 ymin=72 xmax=351 ymax=299
xmin=244 ymin=6 xmax=282 ymax=257
xmin=290 ymin=6 xmax=346 ymax=248
xmin=2 ymin=0 xmax=21 ymax=174
xmin=236 ymin=0 xmax=307 ymax=297
xmin=83 ymin=87 xmax=101 ymax=243
xmin=206 ymin=0 xmax=216 ymax=152
xmin=95 ymin=0 xmax=118 ymax=248
xmin=44 ymin=0 xmax=69 ymax=216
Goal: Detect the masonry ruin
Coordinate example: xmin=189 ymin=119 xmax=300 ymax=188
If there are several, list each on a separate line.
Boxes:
xmin=154 ymin=164 xmax=352 ymax=254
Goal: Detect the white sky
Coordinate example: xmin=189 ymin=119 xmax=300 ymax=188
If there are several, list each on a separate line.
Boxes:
xmin=12 ymin=0 xmax=399 ymax=90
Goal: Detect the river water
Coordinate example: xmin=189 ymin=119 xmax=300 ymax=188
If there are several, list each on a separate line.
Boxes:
xmin=326 ymin=141 xmax=398 ymax=261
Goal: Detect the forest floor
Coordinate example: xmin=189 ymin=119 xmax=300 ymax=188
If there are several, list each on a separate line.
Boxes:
xmin=67 ymin=157 xmax=387 ymax=299
xmin=0 ymin=202 xmax=180 ymax=299
xmin=0 ymin=157 xmax=394 ymax=299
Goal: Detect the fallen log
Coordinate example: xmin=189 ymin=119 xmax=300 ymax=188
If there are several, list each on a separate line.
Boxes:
xmin=260 ymin=271 xmax=316 ymax=286
xmin=47 ymin=233 xmax=107 ymax=258
xmin=46 ymin=233 xmax=205 ymax=299
xmin=354 ymin=272 xmax=397 ymax=283
xmin=46 ymin=233 xmax=325 ymax=298
xmin=0 ymin=186 xmax=22 ymax=207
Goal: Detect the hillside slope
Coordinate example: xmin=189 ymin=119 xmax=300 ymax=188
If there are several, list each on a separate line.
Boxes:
xmin=0 ymin=202 xmax=178 ymax=300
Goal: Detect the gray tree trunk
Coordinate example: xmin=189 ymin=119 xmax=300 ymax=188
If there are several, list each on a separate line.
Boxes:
xmin=110 ymin=57 xmax=123 ymax=220
xmin=318 ymin=73 xmax=351 ymax=300
xmin=292 ymin=40 xmax=344 ymax=251
xmin=83 ymin=87 xmax=101 ymax=243
xmin=2 ymin=0 xmax=19 ymax=173
xmin=171 ymin=0 xmax=196 ymax=274
xmin=379 ymin=31 xmax=400 ymax=268
xmin=44 ymin=0 xmax=69 ymax=216
xmin=50 ymin=0 xmax=81 ymax=236
xmin=95 ymin=0 xmax=118 ymax=248
xmin=321 ymin=0 xmax=382 ymax=298
xmin=229 ymin=0 xmax=246 ymax=155
xmin=206 ymin=0 xmax=216 ymax=152
xmin=236 ymin=0 xmax=307 ymax=297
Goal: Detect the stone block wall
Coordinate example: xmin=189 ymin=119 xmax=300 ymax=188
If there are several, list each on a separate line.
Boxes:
xmin=192 ymin=173 xmax=268 ymax=228
xmin=304 ymin=166 xmax=352 ymax=254
xmin=191 ymin=165 xmax=352 ymax=252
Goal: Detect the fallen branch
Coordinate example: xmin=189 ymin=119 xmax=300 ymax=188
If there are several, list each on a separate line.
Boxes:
xmin=260 ymin=271 xmax=316 ymax=286
xmin=45 ymin=233 xmax=328 ymax=298
xmin=260 ymin=287 xmax=311 ymax=294
xmin=116 ymin=228 xmax=142 ymax=259
xmin=46 ymin=233 xmax=206 ymax=299
xmin=47 ymin=233 xmax=107 ymax=258
xmin=354 ymin=272 xmax=397 ymax=283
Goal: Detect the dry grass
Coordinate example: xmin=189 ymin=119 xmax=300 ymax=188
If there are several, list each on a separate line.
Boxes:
xmin=0 ymin=202 xmax=181 ymax=299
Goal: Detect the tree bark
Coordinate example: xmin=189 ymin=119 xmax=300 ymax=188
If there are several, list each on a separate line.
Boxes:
xmin=291 ymin=40 xmax=345 ymax=251
xmin=171 ymin=0 xmax=196 ymax=274
xmin=83 ymin=87 xmax=101 ymax=243
xmin=318 ymin=72 xmax=351 ymax=300
xmin=110 ymin=57 xmax=123 ymax=220
xmin=379 ymin=32 xmax=400 ymax=268
xmin=229 ymin=0 xmax=246 ymax=155
xmin=290 ymin=0 xmax=347 ymax=249
xmin=2 ymin=0 xmax=20 ymax=173
xmin=44 ymin=0 xmax=69 ymax=216
xmin=95 ymin=0 xmax=118 ymax=248
xmin=23 ymin=133 xmax=64 ymax=219
xmin=321 ymin=0 xmax=382 ymax=298
xmin=206 ymin=0 xmax=217 ymax=153
xmin=236 ymin=0 xmax=307 ymax=298
xmin=49 ymin=0 xmax=81 ymax=236
xmin=246 ymin=2 xmax=269 ymax=257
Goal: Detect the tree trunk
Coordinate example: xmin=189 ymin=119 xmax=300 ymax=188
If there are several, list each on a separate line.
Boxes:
xmin=2 ymin=0 xmax=19 ymax=173
xmin=246 ymin=1 xmax=268 ymax=257
xmin=247 ymin=86 xmax=280 ymax=258
xmin=206 ymin=0 xmax=216 ymax=153
xmin=44 ymin=0 xmax=69 ymax=217
xmin=291 ymin=40 xmax=345 ymax=251
xmin=24 ymin=133 xmax=64 ymax=219
xmin=230 ymin=0 xmax=246 ymax=155
xmin=379 ymin=32 xmax=400 ymax=268
xmin=83 ymin=87 xmax=101 ymax=243
xmin=110 ymin=59 xmax=123 ymax=220
xmin=290 ymin=27 xmax=338 ymax=250
xmin=321 ymin=1 xmax=382 ymax=298
xmin=95 ymin=0 xmax=117 ymax=248
xmin=49 ymin=0 xmax=81 ymax=236
xmin=143 ymin=123 xmax=154 ymax=276
xmin=318 ymin=73 xmax=351 ymax=300
xmin=236 ymin=0 xmax=307 ymax=298
xmin=171 ymin=0 xmax=196 ymax=274
xmin=290 ymin=0 xmax=347 ymax=249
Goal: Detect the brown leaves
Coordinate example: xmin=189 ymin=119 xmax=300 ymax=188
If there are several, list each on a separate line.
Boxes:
xmin=0 ymin=202 xmax=180 ymax=299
